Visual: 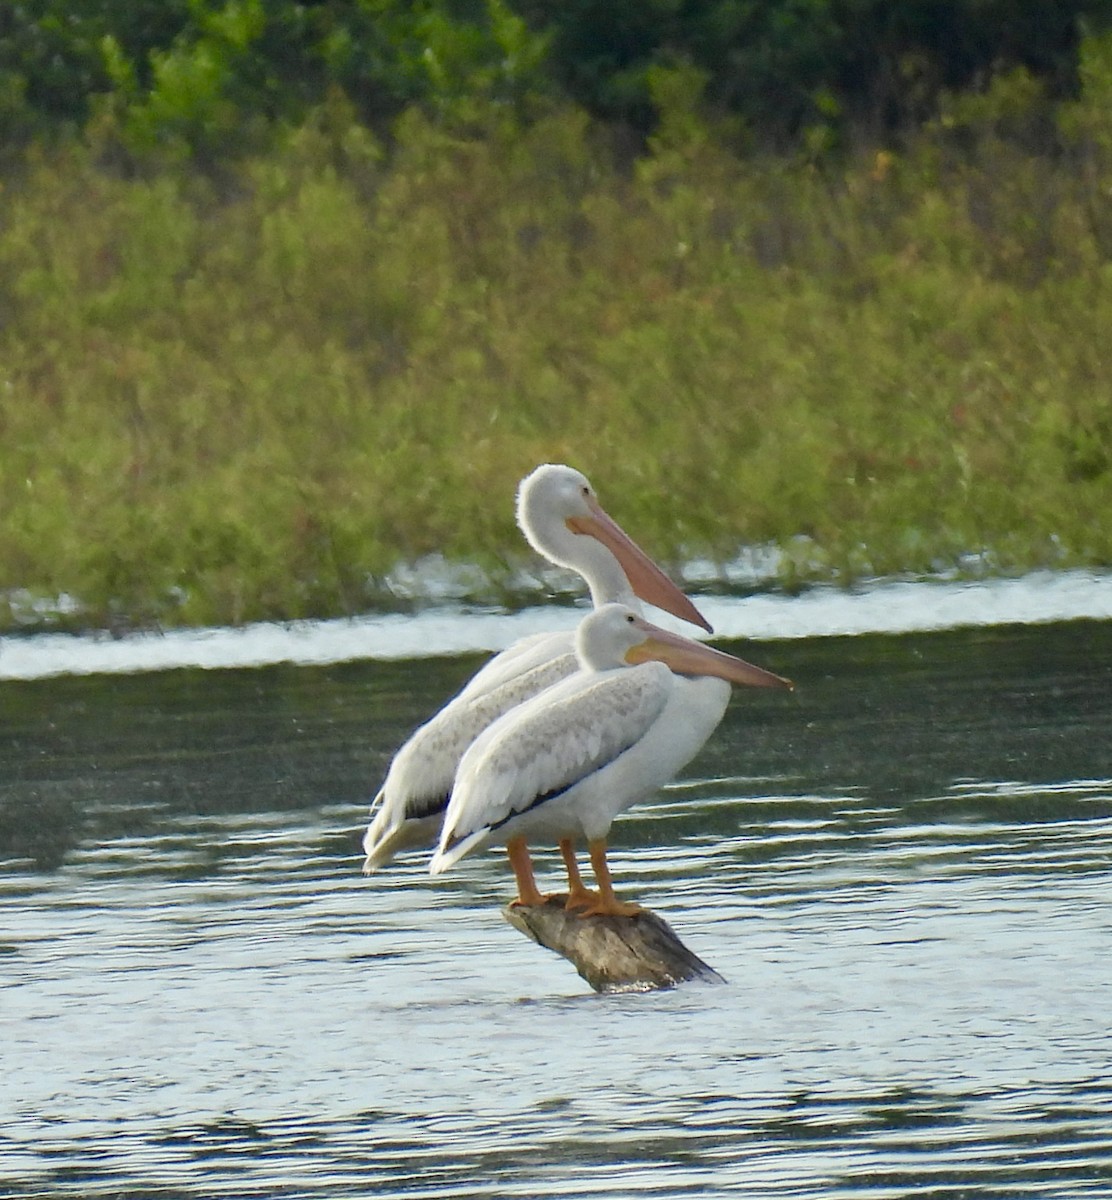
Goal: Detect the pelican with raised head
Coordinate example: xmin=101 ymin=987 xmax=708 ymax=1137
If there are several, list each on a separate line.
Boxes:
xmin=429 ymin=603 xmax=793 ymax=916
xmin=361 ymin=465 xmax=711 ymax=875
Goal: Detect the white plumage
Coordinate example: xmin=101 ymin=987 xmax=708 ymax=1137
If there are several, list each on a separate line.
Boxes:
xmin=361 ymin=464 xmax=710 ymax=872
xmin=430 ymin=603 xmax=792 ymax=916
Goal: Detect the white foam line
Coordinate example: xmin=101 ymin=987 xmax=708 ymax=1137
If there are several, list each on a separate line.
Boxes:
xmin=2 ymin=569 xmax=1110 ymax=681
xmin=700 ymin=569 xmax=1112 ymax=641
xmin=0 ymin=608 xmax=583 ymax=682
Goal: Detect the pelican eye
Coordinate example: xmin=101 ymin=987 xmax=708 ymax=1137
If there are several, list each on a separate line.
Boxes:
xmin=626 ymin=614 xmax=636 ymax=624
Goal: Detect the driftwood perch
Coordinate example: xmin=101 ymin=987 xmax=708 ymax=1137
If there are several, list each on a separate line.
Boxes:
xmin=502 ymin=895 xmax=724 ymax=993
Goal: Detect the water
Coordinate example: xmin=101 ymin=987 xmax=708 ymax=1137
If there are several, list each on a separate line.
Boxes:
xmin=3 ymin=606 xmax=1112 ymax=1197
xmin=4 ymin=567 xmax=1112 ymax=680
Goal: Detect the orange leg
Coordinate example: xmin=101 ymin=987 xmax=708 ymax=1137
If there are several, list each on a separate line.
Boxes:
xmin=506 ymin=836 xmax=549 ymax=907
xmin=559 ymin=838 xmax=600 ymax=912
xmin=567 ymin=839 xmax=642 ymax=918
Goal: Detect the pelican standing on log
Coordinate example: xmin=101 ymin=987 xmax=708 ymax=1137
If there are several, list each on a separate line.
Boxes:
xmin=361 ymin=465 xmax=711 ymax=874
xmin=429 ymin=603 xmax=793 ymax=917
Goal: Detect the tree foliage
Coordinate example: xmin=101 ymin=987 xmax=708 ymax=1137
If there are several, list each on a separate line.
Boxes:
xmin=1 ymin=0 xmax=1109 ymax=156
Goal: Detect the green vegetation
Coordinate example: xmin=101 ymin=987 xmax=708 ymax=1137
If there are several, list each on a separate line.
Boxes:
xmin=2 ymin=14 xmax=1112 ymax=633
xmin=4 ymin=0 xmax=1104 ymax=152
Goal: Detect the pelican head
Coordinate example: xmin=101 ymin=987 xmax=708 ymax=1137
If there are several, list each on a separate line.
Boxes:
xmin=515 ymin=464 xmax=712 ymax=633
xmin=577 ymin=603 xmax=793 ymax=690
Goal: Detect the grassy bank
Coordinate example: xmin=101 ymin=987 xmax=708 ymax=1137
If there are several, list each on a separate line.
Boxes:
xmin=3 ymin=45 xmax=1112 ymax=633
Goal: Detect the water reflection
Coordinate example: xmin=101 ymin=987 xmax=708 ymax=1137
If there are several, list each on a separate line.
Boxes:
xmin=2 ymin=620 xmax=1112 ymax=1197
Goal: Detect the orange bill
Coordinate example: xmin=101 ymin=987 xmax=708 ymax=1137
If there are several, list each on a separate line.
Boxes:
xmin=566 ymin=496 xmax=712 ymax=633
xmin=624 ymin=617 xmax=793 ymax=690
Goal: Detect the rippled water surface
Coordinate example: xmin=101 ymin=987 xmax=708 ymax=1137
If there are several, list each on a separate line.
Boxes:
xmin=3 ymin=617 xmax=1112 ymax=1198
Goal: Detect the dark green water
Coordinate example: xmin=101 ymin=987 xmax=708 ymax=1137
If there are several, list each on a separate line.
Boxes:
xmin=2 ymin=620 xmax=1112 ymax=1198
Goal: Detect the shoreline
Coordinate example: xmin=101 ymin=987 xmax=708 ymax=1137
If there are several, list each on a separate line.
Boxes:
xmin=4 ymin=567 xmax=1110 ymax=682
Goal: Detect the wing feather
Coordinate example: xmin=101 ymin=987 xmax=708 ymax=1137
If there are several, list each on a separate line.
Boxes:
xmin=377 ymin=650 xmax=577 ymax=819
xmin=441 ymin=665 xmax=671 ymax=846
xmin=456 ymin=630 xmax=574 ymax=700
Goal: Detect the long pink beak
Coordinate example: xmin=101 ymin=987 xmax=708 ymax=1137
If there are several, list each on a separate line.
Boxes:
xmin=625 ymin=617 xmax=793 ymax=690
xmin=567 ymin=497 xmax=712 ymax=633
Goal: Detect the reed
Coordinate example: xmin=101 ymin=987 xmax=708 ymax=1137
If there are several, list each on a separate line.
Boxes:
xmin=3 ymin=43 xmax=1112 ymax=632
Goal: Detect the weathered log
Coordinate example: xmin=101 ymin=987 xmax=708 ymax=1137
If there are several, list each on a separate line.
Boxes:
xmin=502 ymin=895 xmax=724 ymax=993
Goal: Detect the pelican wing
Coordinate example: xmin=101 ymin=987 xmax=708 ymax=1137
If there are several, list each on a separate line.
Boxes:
xmin=456 ymin=630 xmax=574 ymax=700
xmin=440 ymin=665 xmax=671 ymax=849
xmin=368 ymin=649 xmax=577 ymax=830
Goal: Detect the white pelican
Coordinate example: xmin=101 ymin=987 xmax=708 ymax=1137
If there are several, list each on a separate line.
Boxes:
xmin=361 ymin=465 xmax=711 ymax=873
xmin=429 ymin=603 xmax=793 ymax=916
